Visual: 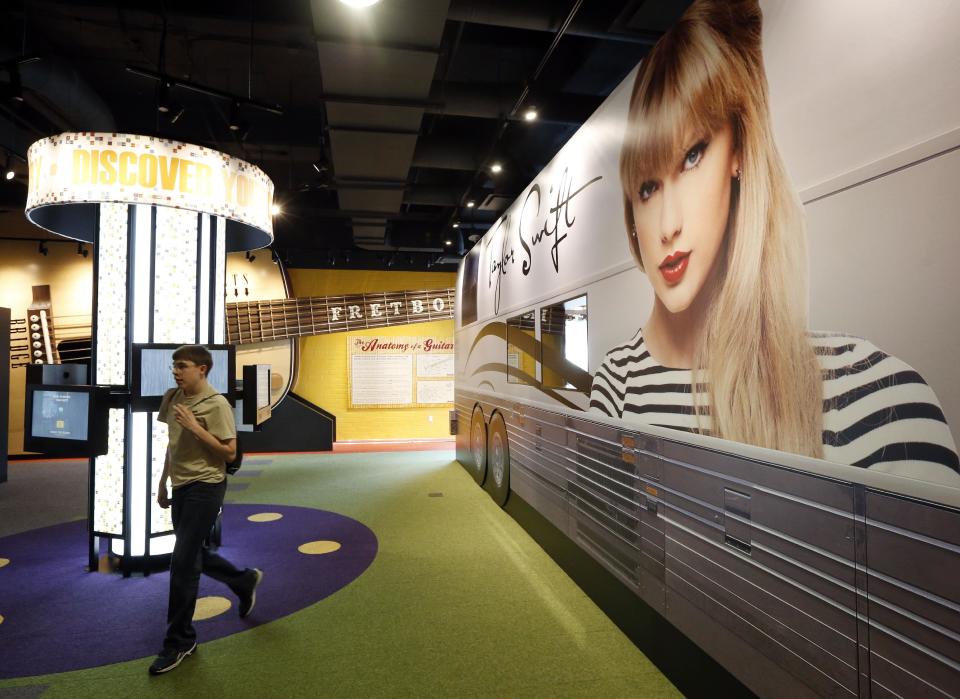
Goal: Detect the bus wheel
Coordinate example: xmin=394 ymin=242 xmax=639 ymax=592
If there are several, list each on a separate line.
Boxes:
xmin=486 ymin=412 xmax=510 ymax=507
xmin=469 ymin=405 xmax=488 ymax=486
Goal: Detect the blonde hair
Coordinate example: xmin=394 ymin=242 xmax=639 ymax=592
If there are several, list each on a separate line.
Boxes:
xmin=620 ymin=0 xmax=822 ymax=457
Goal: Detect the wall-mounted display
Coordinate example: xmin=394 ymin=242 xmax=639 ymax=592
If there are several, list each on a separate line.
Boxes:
xmin=348 ymin=335 xmax=454 ymax=408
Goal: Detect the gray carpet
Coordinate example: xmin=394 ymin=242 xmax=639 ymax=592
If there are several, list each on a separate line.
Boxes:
xmin=0 ymin=459 xmax=87 ymax=537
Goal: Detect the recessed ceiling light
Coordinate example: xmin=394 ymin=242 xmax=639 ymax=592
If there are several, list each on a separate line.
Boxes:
xmin=523 ymin=107 xmax=538 ymax=121
xmin=338 ymin=0 xmax=380 ymax=7
xmin=452 ymin=222 xmax=460 ymax=228
xmin=490 ymin=163 xmax=502 ymax=174
xmin=271 ymin=204 xmax=282 ymax=216
xmin=4 ymin=169 xmax=13 ymax=181
xmin=466 ymin=201 xmax=475 ymax=208
xmin=445 ymin=239 xmax=453 ymax=246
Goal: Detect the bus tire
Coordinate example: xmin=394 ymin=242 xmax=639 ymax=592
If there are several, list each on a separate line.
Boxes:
xmin=486 ymin=412 xmax=510 ymax=507
xmin=469 ymin=405 xmax=488 ymax=486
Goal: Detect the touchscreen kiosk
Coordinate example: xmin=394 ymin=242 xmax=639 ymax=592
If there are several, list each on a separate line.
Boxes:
xmin=24 ymin=384 xmax=110 ymax=456
xmin=241 ymin=364 xmax=272 ymax=427
xmin=131 ymin=343 xmax=236 ymax=411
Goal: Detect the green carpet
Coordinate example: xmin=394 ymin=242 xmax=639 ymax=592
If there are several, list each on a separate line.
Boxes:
xmin=0 ymin=451 xmax=680 ymax=698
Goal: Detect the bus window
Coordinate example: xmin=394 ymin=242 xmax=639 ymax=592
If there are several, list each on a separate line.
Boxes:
xmin=459 ymin=246 xmax=480 ymax=326
xmin=541 ymin=295 xmax=588 ymax=390
xmin=506 ymin=310 xmax=537 ymax=384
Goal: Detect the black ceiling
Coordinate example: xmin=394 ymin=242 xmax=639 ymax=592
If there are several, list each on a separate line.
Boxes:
xmin=0 ymin=0 xmax=690 ymax=272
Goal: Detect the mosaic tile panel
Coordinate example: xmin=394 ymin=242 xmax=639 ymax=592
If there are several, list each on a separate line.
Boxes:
xmin=93 ymin=408 xmax=125 ymax=535
xmin=153 ymin=206 xmax=198 ymax=342
xmin=95 ymin=202 xmax=128 ymax=385
xmin=150 ymin=416 xmax=173 ymax=533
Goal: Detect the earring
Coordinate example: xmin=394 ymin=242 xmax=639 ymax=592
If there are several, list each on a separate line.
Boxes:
xmin=631 ymin=226 xmax=637 ymax=238
xmin=735 ymin=167 xmax=742 ymax=181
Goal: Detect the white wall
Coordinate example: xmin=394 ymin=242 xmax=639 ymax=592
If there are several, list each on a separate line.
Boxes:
xmin=763 ymin=0 xmax=960 ymax=429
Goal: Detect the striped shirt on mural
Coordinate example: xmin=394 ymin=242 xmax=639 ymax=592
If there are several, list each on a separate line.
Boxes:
xmin=589 ymin=330 xmax=960 ymax=473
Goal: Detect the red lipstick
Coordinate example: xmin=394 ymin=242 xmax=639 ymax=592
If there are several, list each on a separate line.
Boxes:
xmin=659 ymin=250 xmax=690 ymax=285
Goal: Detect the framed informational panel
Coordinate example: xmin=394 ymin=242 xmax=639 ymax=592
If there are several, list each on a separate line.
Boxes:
xmin=348 ymin=335 xmax=454 ymax=408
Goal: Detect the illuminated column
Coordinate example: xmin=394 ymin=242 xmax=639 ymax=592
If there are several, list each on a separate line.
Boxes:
xmin=24 ymin=133 xmax=273 ymax=571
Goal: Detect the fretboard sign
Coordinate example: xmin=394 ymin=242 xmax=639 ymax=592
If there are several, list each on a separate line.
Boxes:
xmin=226 ymin=288 xmax=456 ymax=345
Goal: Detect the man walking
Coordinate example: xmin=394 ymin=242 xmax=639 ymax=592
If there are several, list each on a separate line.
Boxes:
xmin=149 ymin=345 xmax=263 ymax=675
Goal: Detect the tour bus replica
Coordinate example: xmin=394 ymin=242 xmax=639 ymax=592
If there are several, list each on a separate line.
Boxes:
xmin=453 ymin=3 xmax=960 ymax=697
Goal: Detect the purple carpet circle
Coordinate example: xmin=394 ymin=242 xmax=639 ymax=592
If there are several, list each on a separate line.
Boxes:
xmin=0 ymin=504 xmax=378 ymax=678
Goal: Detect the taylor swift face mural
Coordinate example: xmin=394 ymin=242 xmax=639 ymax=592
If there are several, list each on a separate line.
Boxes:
xmin=589 ymin=0 xmax=959 ymax=479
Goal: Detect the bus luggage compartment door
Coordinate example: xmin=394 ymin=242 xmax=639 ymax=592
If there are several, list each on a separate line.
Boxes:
xmin=658 ymin=440 xmax=861 ymax=699
xmin=568 ymin=424 xmax=648 ymax=598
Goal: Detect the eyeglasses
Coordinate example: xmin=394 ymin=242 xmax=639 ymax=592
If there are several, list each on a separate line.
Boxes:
xmin=170 ymin=362 xmax=199 ymax=372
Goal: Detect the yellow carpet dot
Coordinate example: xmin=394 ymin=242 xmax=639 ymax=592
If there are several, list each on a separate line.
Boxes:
xmin=247 ymin=512 xmax=283 ymax=523
xmin=0 ymin=558 xmax=10 ymax=568
xmin=298 ymin=540 xmax=342 ymax=555
xmin=193 ymin=596 xmax=232 ymax=621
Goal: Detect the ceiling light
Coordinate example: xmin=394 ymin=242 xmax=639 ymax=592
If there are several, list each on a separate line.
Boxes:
xmin=228 ymin=101 xmax=248 ymax=137
xmin=167 ymin=104 xmax=185 ymax=125
xmin=157 ymin=81 xmax=173 ymax=113
xmin=466 ymin=200 xmax=475 ymax=208
xmin=271 ymin=203 xmax=282 ymax=216
xmin=77 ymin=243 xmax=88 ymax=258
xmin=4 ymin=168 xmax=13 ymax=181
xmin=524 ymin=106 xmax=538 ymax=121
xmin=452 ymin=222 xmax=460 ymax=228
xmin=338 ymin=0 xmax=380 ymax=7
xmin=444 ymin=240 xmax=453 ymax=246
xmin=38 ymin=241 xmax=48 ymax=256
xmin=228 ymin=102 xmax=241 ymax=130
xmin=490 ymin=163 xmax=502 ymax=174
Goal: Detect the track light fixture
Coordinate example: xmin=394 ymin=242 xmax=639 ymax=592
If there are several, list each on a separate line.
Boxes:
xmin=0 ymin=57 xmax=38 ymax=104
xmin=77 ymin=243 xmax=88 ymax=258
xmin=228 ymin=101 xmax=241 ymax=131
xmin=38 ymin=241 xmax=48 ymax=256
xmin=157 ymin=81 xmax=173 ymax=113
xmin=228 ymin=101 xmax=249 ymax=139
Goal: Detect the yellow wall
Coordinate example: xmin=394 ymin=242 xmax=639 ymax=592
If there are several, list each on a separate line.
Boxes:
xmin=289 ymin=268 xmax=457 ymax=441
xmin=1 ymin=239 xmax=94 ymax=454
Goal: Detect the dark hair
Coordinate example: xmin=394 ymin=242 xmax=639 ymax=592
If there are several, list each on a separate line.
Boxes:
xmin=172 ymin=345 xmax=214 ymax=374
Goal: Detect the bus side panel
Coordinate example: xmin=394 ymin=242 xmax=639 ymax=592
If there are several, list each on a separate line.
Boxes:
xmin=655 ymin=440 xmax=860 ymax=697
xmin=864 ymin=492 xmax=960 ymax=699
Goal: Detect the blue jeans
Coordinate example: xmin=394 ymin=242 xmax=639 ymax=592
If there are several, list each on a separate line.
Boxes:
xmin=164 ymin=479 xmax=248 ymax=652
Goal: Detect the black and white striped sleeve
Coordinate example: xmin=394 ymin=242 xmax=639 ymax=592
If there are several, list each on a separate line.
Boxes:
xmin=818 ymin=336 xmax=959 ymax=473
